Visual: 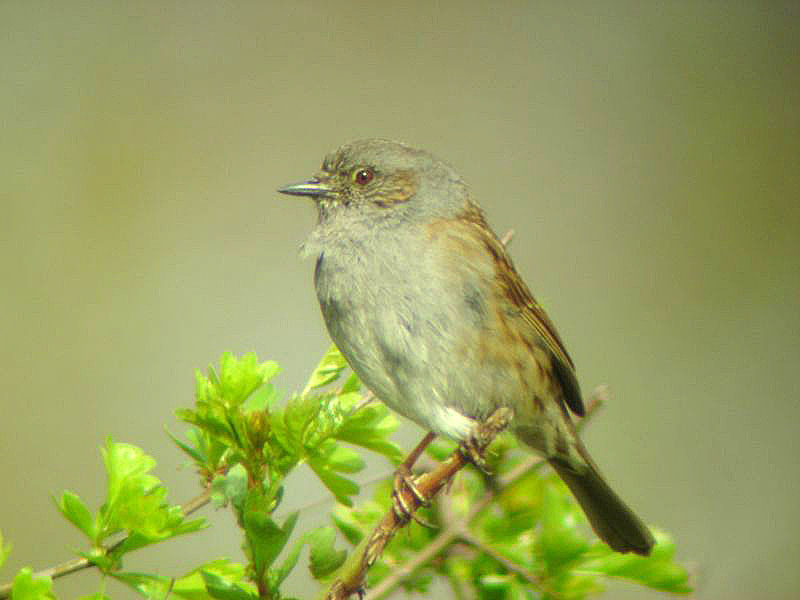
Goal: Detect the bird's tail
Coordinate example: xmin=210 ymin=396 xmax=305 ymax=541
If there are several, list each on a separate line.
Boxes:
xmin=548 ymin=455 xmax=655 ymax=555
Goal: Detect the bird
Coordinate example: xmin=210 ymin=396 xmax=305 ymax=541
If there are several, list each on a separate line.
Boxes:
xmin=278 ymin=138 xmax=655 ymax=555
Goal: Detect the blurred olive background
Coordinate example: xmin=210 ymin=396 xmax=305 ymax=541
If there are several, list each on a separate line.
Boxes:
xmin=1 ymin=2 xmax=798 ymax=599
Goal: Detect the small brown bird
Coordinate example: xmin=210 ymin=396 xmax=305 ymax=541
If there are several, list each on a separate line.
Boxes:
xmin=279 ymin=139 xmax=655 ymax=555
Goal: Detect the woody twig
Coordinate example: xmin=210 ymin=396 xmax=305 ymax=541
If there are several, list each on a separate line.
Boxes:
xmin=321 ymin=407 xmax=513 ymax=600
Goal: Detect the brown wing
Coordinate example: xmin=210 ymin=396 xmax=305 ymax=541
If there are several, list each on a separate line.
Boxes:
xmin=463 ymin=207 xmax=585 ymax=416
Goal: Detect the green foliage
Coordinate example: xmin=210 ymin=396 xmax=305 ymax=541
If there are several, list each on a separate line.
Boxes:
xmin=0 ymin=532 xmax=11 ymax=571
xmin=53 ymin=438 xmax=206 ymax=573
xmin=49 ymin=440 xmax=205 ymax=578
xmin=176 ymin=350 xmax=402 ymax=511
xmin=9 ymin=569 xmax=55 ymax=600
xmin=111 ymin=559 xmax=255 ymax=600
xmin=169 ymin=348 xmax=402 ymax=598
xmin=2 ymin=345 xmax=692 ymax=600
xmin=332 ymin=452 xmax=692 ymax=599
xmin=306 ymin=527 xmax=347 ymax=580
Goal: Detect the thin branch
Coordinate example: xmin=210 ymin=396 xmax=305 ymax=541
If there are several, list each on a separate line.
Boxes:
xmin=364 ymin=388 xmax=606 ymax=600
xmin=402 ymin=432 xmax=436 ymax=471
xmin=458 ymin=531 xmax=543 ymax=587
xmin=321 ymin=407 xmax=514 ymax=600
xmin=0 ymin=488 xmax=212 ymax=599
xmin=364 ymin=454 xmax=544 ymax=600
xmin=179 ymin=487 xmax=213 ymax=516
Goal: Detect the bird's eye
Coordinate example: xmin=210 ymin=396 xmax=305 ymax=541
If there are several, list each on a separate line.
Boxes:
xmin=353 ymin=168 xmax=374 ymax=185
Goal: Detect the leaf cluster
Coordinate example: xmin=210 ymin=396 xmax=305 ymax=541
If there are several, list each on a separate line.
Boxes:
xmin=168 ymin=348 xmax=403 ymax=599
xmin=329 ymin=439 xmax=691 ymax=599
xmin=0 ymin=346 xmax=692 ymax=600
xmin=2 ymin=347 xmax=403 ymax=600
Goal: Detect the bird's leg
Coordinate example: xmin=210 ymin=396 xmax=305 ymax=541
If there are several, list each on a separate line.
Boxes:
xmin=458 ymin=434 xmax=490 ymax=473
xmin=392 ymin=432 xmax=436 ymax=525
xmin=458 ymin=408 xmax=515 ymax=474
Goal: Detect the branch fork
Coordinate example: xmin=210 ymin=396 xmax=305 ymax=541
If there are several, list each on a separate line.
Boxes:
xmin=323 ymin=407 xmax=514 ymax=600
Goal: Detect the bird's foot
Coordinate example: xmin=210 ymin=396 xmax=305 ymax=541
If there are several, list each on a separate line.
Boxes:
xmin=458 ymin=434 xmax=491 ymax=474
xmin=392 ymin=465 xmax=435 ymax=528
xmin=458 ymin=408 xmax=515 ymax=473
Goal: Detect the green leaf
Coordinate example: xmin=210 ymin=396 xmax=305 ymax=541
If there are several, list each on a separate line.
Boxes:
xmin=166 ymin=427 xmax=207 ymax=464
xmin=181 ymin=410 xmax=239 ymax=447
xmin=267 ymin=409 xmax=298 ymax=461
xmin=340 ymin=372 xmax=361 ymax=393
xmin=96 ymin=439 xmax=207 ymax=552
xmin=478 ymin=573 xmax=512 ymax=594
xmin=534 ymin=477 xmax=590 ymax=570
xmin=55 ymin=491 xmax=96 ymax=540
xmin=186 ymin=354 xmax=281 ymax=465
xmin=580 ymin=530 xmax=692 ymax=593
xmin=1 ymin=530 xmax=12 ymax=569
xmin=194 ymin=428 xmax=229 ymax=470
xmin=506 ymin=578 xmax=533 ymax=600
xmin=270 ymin=529 xmax=306 ymax=588
xmin=112 ymin=512 xmax=207 ymax=557
xmin=102 ymin=438 xmax=159 ymax=516
xmin=171 ymin=427 xmax=228 ymax=475
xmin=111 ymin=572 xmax=173 ymax=598
xmin=304 ymin=344 xmax=349 ymax=393
xmin=243 ymin=510 xmax=299 ymax=581
xmin=217 ymin=353 xmax=280 ymax=408
xmin=334 ymin=497 xmax=386 ymax=542
xmin=425 ymin=438 xmax=458 ymax=462
xmin=307 ymin=526 xmax=347 ymax=580
xmin=308 ymin=457 xmax=360 ymax=506
xmin=484 ymin=470 xmax=544 ymax=544
xmin=321 ymin=444 xmax=365 ymax=474
xmin=333 ymin=404 xmax=403 ymax=462
xmin=211 ymin=464 xmax=249 ymax=509
xmin=283 ymin=394 xmax=323 ymax=447
xmin=331 ymin=507 xmax=365 ymax=546
xmin=260 ymin=361 xmax=281 ymax=385
xmin=242 ymin=383 xmax=278 ymax=413
xmin=169 ymin=559 xmax=251 ymax=600
xmin=201 ymin=571 xmax=255 ymax=600
xmin=10 ymin=568 xmax=55 ymax=600
xmin=555 ymin=571 xmax=603 ymax=599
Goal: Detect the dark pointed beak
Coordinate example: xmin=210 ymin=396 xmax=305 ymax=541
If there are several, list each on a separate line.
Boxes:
xmin=277 ymin=177 xmax=334 ymax=198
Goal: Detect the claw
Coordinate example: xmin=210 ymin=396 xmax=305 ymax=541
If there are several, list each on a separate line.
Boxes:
xmin=391 ymin=465 xmax=436 ymax=527
xmin=458 ymin=432 xmax=491 ymax=474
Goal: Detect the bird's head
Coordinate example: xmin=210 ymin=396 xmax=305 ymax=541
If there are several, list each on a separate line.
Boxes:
xmin=278 ymin=138 xmax=471 ymax=224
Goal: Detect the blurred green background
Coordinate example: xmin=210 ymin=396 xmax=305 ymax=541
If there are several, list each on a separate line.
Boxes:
xmin=1 ymin=2 xmax=798 ymax=599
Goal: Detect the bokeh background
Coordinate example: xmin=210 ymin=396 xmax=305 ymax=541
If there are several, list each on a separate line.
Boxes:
xmin=2 ymin=2 xmax=798 ymax=599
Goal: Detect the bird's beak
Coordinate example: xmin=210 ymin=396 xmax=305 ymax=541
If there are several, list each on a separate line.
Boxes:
xmin=277 ymin=177 xmax=334 ymax=198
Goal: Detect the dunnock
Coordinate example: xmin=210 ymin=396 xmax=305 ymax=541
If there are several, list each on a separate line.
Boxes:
xmin=279 ymin=139 xmax=654 ymax=555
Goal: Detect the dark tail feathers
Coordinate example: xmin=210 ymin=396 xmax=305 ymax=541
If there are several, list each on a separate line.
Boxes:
xmin=548 ymin=457 xmax=655 ymax=555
